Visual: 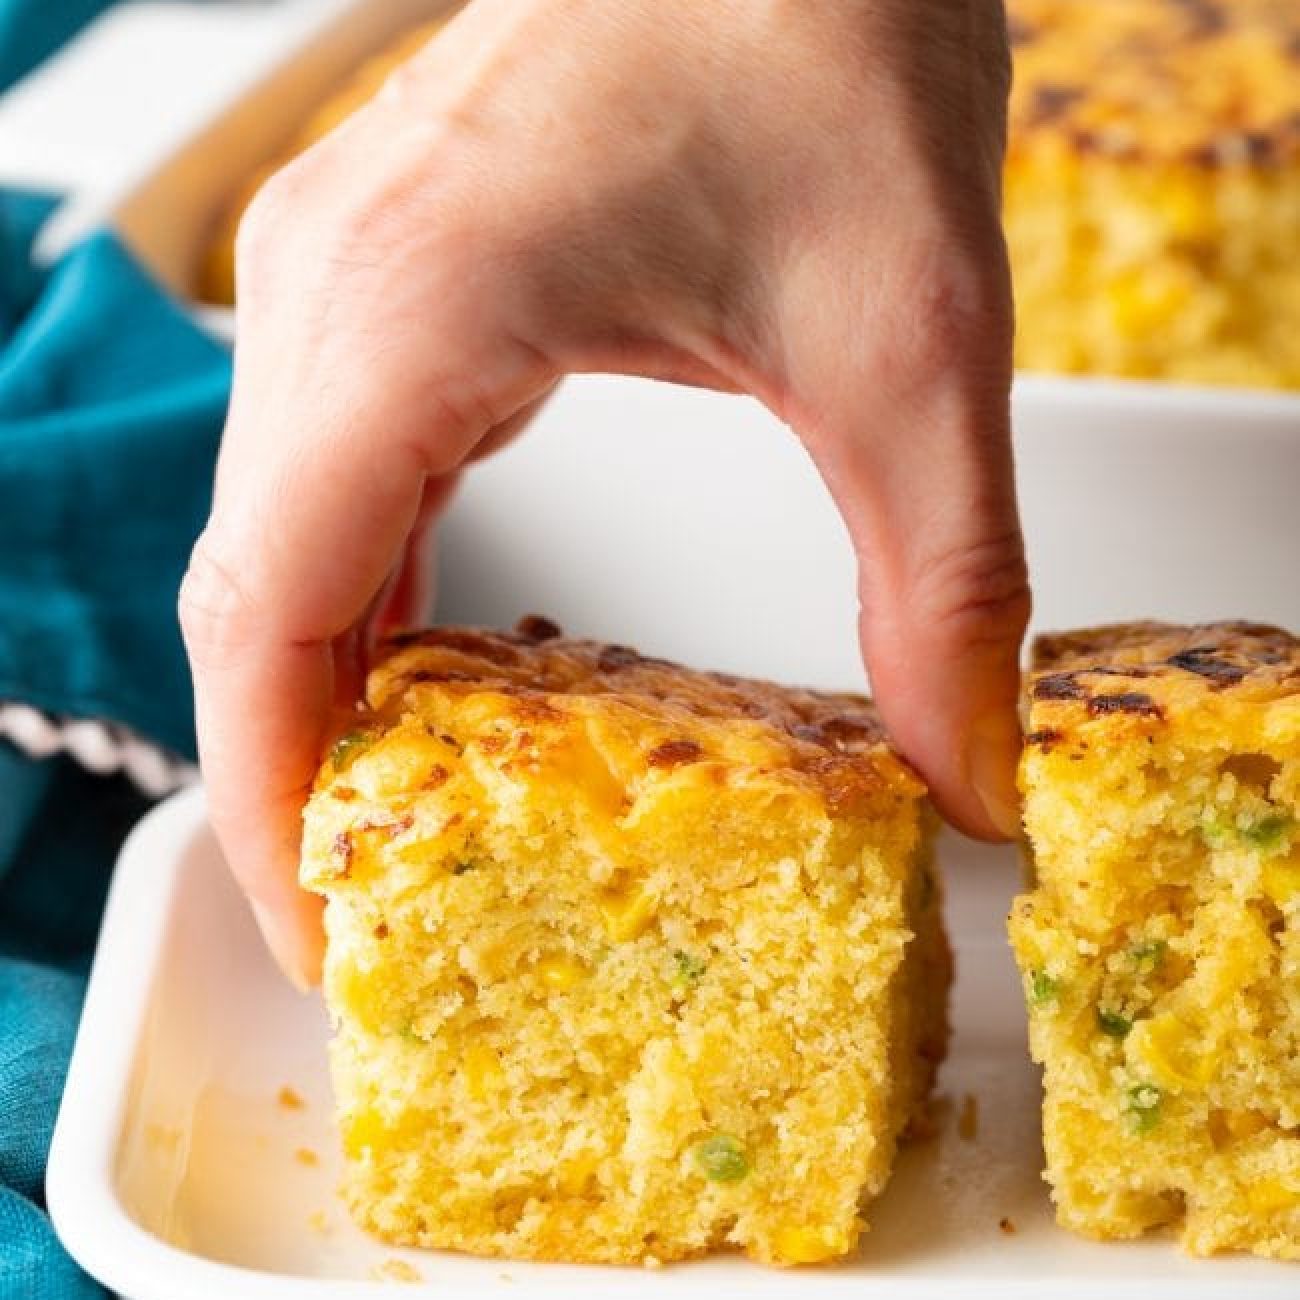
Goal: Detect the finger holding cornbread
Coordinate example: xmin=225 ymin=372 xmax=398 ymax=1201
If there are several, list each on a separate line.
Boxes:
xmin=180 ymin=0 xmax=1028 ymax=988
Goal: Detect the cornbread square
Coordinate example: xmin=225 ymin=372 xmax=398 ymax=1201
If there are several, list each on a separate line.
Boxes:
xmin=1005 ymin=0 xmax=1300 ymax=389
xmin=1011 ymin=621 xmax=1300 ymax=1259
xmin=301 ymin=619 xmax=948 ymax=1266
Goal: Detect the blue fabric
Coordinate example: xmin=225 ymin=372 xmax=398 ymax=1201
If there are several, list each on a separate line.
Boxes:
xmin=0 ymin=958 xmax=102 ymax=1300
xmin=0 ymin=180 xmax=230 ymax=1296
xmin=0 ymin=0 xmax=119 ymax=92
xmin=0 ymin=193 xmax=232 ymax=757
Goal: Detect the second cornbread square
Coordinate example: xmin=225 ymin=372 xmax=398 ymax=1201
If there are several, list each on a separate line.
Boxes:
xmin=301 ymin=619 xmax=948 ymax=1266
xmin=1012 ymin=621 xmax=1300 ymax=1259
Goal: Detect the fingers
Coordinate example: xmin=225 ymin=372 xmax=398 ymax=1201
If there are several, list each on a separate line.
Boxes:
xmin=372 ymin=474 xmax=460 ymax=640
xmin=372 ymin=389 xmax=556 ymax=639
xmin=779 ymin=240 xmax=1028 ymax=840
xmin=182 ymin=213 xmax=551 ymax=990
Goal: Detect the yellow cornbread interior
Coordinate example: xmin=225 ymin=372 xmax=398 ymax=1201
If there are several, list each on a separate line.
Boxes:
xmin=301 ymin=653 xmax=946 ymax=1267
xmin=1012 ymin=661 xmax=1300 ymax=1258
xmin=1005 ymin=0 xmax=1300 ymax=388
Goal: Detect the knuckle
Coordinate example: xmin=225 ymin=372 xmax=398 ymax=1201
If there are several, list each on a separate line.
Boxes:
xmin=178 ymin=534 xmax=264 ymax=663
xmin=238 ymin=152 xmax=445 ymax=312
xmin=930 ymin=263 xmax=1007 ymax=362
xmin=236 ymin=159 xmax=307 ymax=259
xmin=884 ymin=244 xmax=1012 ymax=382
xmin=232 ymin=158 xmax=320 ymax=302
xmin=911 ymin=527 xmax=1030 ymax=649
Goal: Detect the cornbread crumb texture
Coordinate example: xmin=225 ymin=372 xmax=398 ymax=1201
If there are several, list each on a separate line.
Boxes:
xmin=277 ymin=1085 xmax=305 ymax=1110
xmin=302 ymin=620 xmax=949 ymax=1267
xmin=1012 ymin=621 xmax=1300 ymax=1259
xmin=1006 ymin=0 xmax=1300 ymax=387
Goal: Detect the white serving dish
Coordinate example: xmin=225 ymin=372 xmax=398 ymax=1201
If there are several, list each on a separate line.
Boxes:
xmin=49 ymin=786 xmax=1297 ymax=1299
xmin=433 ymin=375 xmax=1300 ymax=692
xmin=10 ymin=2 xmax=1300 ymax=655
xmin=0 ymin=0 xmax=358 ymax=211
xmin=23 ymin=0 xmax=1299 ymax=661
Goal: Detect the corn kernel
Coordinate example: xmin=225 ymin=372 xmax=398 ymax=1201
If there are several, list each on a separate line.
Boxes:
xmin=1159 ymin=179 xmax=1215 ymax=243
xmin=342 ymin=1108 xmax=384 ymax=1158
xmin=359 ymin=727 xmax=452 ymax=797
xmin=1105 ymin=268 xmax=1192 ymax=338
xmin=535 ymin=954 xmax=587 ymax=992
xmin=1245 ymin=1178 xmax=1299 ymax=1214
xmin=1209 ymin=1108 xmax=1271 ymax=1149
xmin=1131 ymin=1013 xmax=1215 ymax=1091
xmin=557 ymin=1152 xmax=600 ymax=1196
xmin=599 ymin=885 xmax=656 ymax=942
xmin=773 ymin=1223 xmax=852 ymax=1265
xmin=463 ymin=1045 xmax=505 ymax=1101
xmin=396 ymin=837 xmax=443 ymax=867
xmin=1261 ymin=856 xmax=1300 ymax=906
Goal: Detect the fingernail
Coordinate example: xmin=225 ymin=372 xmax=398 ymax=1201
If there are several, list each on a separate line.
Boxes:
xmin=251 ymin=901 xmax=312 ymax=994
xmin=967 ymin=713 xmax=1023 ymax=839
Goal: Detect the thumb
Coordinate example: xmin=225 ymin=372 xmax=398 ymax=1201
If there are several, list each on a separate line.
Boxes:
xmin=782 ymin=258 xmax=1029 ymax=839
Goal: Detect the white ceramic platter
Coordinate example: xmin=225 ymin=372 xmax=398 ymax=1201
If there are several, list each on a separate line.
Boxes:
xmin=46 ymin=369 xmax=1300 ymax=1296
xmin=48 ymin=786 xmax=1297 ymax=1299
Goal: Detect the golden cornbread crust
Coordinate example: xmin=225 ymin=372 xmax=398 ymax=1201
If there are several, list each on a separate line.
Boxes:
xmin=1011 ymin=620 xmax=1300 ymax=1259
xmin=302 ymin=620 xmax=948 ymax=1267
xmin=1006 ymin=1 xmax=1300 ymax=387
xmin=362 ymin=620 xmax=923 ymax=815
xmin=1009 ymin=1 xmax=1300 ymax=166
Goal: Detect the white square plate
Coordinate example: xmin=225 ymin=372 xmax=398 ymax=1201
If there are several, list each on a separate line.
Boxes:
xmin=45 ymin=365 xmax=1300 ymax=1298
xmin=48 ymin=783 xmax=1296 ymax=1299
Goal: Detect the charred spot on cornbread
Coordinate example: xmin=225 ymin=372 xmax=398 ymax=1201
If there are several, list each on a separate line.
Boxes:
xmin=1170 ymin=0 xmax=1228 ymax=38
xmin=1033 ymin=674 xmax=1087 ymax=702
xmin=1086 ymin=691 xmax=1164 ymax=719
xmin=645 ymin=739 xmax=703 ymax=769
xmin=515 ymin=614 xmax=562 ymax=643
xmin=302 ymin=623 xmax=947 ymax=1267
xmin=1029 ymin=83 xmax=1084 ymax=123
xmin=1026 ymin=728 xmax=1064 ymax=751
xmin=597 ymin=644 xmax=640 ymax=671
xmin=1165 ymin=648 xmax=1248 ymax=685
xmin=1011 ymin=619 xmax=1300 ymax=1261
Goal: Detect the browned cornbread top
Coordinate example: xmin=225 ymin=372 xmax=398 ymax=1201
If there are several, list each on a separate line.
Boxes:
xmin=1008 ymin=0 xmax=1300 ymax=165
xmin=352 ymin=618 xmax=923 ymax=814
xmin=1027 ymin=621 xmax=1300 ymax=744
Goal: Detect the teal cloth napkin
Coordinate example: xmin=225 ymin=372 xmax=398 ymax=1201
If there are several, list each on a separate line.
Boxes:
xmin=0 ymin=180 xmax=230 ymax=1299
xmin=0 ymin=1 xmax=118 ymax=92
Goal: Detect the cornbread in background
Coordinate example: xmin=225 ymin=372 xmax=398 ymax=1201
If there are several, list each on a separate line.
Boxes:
xmin=301 ymin=619 xmax=948 ymax=1267
xmin=1011 ymin=621 xmax=1300 ymax=1259
xmin=1005 ymin=0 xmax=1300 ymax=389
xmin=198 ymin=19 xmax=446 ymax=304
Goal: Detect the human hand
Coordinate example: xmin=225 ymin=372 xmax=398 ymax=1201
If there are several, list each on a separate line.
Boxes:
xmin=179 ymin=0 xmax=1027 ymax=988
